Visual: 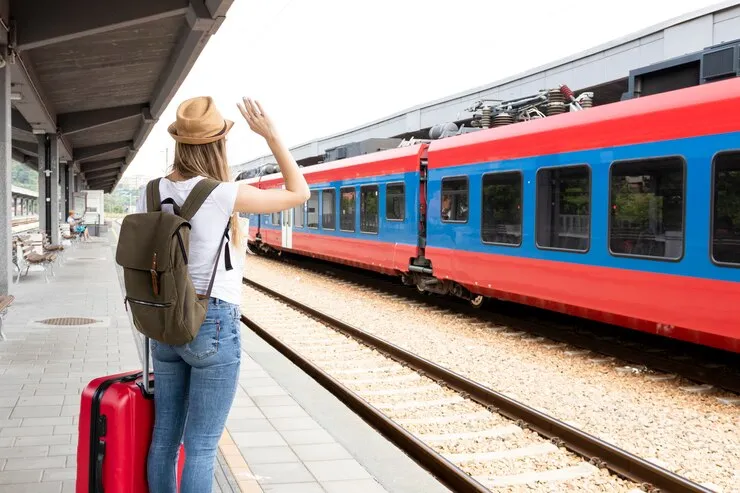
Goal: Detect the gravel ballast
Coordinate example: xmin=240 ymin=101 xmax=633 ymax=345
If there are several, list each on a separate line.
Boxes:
xmin=242 ymin=286 xmax=640 ymax=491
xmin=242 ymin=256 xmax=739 ymax=492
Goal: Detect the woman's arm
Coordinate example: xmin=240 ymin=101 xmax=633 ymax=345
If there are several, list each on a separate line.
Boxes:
xmin=233 ymin=98 xmax=310 ymax=214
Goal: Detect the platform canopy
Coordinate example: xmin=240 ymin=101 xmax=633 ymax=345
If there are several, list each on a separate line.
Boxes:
xmin=6 ymin=0 xmax=234 ymax=193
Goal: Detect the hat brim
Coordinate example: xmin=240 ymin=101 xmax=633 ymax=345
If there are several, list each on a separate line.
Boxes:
xmin=167 ymin=119 xmax=234 ymax=145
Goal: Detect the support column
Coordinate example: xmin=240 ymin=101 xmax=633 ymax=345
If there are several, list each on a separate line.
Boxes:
xmin=37 ymin=135 xmax=48 ymax=237
xmin=49 ymin=135 xmax=60 ymax=244
xmin=66 ymin=164 xmax=74 ymax=217
xmin=0 ymin=43 xmax=11 ymax=296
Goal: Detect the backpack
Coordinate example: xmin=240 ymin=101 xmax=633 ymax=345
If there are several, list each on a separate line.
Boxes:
xmin=115 ymin=178 xmax=232 ymax=346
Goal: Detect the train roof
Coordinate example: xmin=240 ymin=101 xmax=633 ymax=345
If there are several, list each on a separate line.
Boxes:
xmin=255 ymin=143 xmax=427 ymax=188
xmin=427 ymin=77 xmax=740 ymax=169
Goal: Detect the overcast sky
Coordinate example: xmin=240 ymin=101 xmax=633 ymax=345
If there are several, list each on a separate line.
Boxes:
xmin=126 ymin=0 xmax=728 ymax=179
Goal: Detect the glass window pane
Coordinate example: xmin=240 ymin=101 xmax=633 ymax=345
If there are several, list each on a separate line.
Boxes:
xmin=441 ymin=177 xmax=468 ymax=222
xmin=294 ymin=204 xmax=304 ymax=228
xmin=609 ymin=157 xmax=684 ymax=259
xmin=340 ymin=187 xmax=355 ymax=231
xmin=536 ymin=166 xmax=590 ymax=251
xmin=361 ymin=185 xmax=379 ymax=233
xmin=322 ymin=189 xmax=335 ymax=230
xmin=307 ymin=190 xmax=319 ymax=228
xmin=271 ymin=212 xmax=280 ymax=226
xmin=713 ymin=152 xmax=740 ymax=265
xmin=481 ymin=172 xmax=522 ymax=245
xmin=386 ymin=183 xmax=405 ymax=220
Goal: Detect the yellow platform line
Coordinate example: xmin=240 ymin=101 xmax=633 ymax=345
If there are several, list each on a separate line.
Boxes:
xmin=218 ymin=428 xmax=264 ymax=492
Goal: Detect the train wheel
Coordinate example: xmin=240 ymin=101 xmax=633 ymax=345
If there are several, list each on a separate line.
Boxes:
xmin=469 ymin=295 xmax=485 ymax=308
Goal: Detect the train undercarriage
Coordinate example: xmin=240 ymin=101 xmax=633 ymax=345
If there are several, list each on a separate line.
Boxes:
xmin=404 ymin=261 xmax=486 ymax=308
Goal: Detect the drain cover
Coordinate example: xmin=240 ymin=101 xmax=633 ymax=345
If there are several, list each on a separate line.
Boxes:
xmin=38 ymin=317 xmax=100 ymax=326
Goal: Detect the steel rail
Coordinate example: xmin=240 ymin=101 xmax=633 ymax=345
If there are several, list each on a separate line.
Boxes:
xmin=243 ymin=276 xmax=713 ymax=493
xmin=240 ymin=316 xmax=490 ymax=493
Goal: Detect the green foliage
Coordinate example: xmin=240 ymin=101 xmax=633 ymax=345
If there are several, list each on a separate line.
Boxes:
xmin=104 ymin=185 xmax=141 ymax=215
xmin=11 ymin=161 xmax=38 ymax=190
xmin=715 ymin=169 xmax=740 ymax=227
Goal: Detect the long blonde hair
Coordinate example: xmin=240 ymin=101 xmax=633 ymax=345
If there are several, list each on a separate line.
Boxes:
xmin=172 ymin=139 xmax=241 ymax=247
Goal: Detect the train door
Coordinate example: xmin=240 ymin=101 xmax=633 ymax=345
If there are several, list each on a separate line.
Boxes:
xmin=281 ymin=185 xmax=293 ymax=248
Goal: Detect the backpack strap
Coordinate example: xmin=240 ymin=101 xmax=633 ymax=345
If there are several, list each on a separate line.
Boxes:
xmin=146 ymin=178 xmax=163 ymax=212
xmin=203 ymin=218 xmax=232 ymax=299
xmin=178 ymin=179 xmax=235 ymax=296
xmin=179 ymin=179 xmax=220 ymax=221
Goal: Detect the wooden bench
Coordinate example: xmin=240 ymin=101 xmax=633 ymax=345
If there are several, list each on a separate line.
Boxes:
xmin=13 ymin=238 xmax=56 ymax=283
xmin=0 ymin=294 xmax=13 ymax=341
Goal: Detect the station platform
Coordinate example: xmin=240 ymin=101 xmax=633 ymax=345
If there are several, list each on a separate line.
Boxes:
xmin=0 ymin=230 xmax=450 ymax=493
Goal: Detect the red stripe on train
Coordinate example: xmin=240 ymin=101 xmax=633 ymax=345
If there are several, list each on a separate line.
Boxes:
xmin=426 ymin=246 xmax=740 ymax=353
xmin=428 ymin=77 xmax=740 ymax=169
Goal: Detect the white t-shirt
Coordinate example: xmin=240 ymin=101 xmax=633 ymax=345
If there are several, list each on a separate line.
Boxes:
xmin=136 ymin=176 xmax=245 ymax=306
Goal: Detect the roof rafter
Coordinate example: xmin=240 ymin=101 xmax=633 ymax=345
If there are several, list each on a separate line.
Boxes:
xmin=58 ymin=104 xmax=148 ymax=135
xmin=81 ymin=158 xmax=125 ymax=174
xmin=14 ymin=0 xmax=190 ymax=51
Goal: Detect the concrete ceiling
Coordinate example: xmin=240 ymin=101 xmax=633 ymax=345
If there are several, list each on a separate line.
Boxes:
xmin=5 ymin=0 xmax=235 ymax=193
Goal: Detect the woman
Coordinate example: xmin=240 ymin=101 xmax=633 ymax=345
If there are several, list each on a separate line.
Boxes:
xmin=137 ymin=96 xmax=309 ymax=492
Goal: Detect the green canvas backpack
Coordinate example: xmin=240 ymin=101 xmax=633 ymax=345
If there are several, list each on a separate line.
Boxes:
xmin=115 ymin=178 xmax=231 ymax=346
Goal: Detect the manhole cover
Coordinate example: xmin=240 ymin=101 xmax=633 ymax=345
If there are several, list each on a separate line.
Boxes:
xmin=37 ymin=317 xmax=100 ymax=326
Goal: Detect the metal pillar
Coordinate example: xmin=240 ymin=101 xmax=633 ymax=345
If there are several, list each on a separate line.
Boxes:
xmin=48 ymin=135 xmax=60 ymax=244
xmin=0 ymin=43 xmax=11 ymax=296
xmin=66 ymin=164 xmax=74 ymax=217
xmin=38 ymin=135 xmax=47 ymax=234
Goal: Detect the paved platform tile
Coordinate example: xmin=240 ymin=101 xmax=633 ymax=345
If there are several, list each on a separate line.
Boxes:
xmin=291 ymin=443 xmax=352 ymax=462
xmin=304 ymin=459 xmax=372 ymax=482
xmin=261 ymin=482 xmax=323 ymax=492
xmin=238 ymin=446 xmax=300 ymax=465
xmin=249 ymin=462 xmax=315 ymax=485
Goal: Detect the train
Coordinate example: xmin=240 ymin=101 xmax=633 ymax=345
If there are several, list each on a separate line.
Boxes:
xmin=237 ymin=78 xmax=740 ymax=354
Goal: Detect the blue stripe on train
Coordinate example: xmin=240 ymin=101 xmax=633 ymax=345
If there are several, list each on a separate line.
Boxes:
xmin=426 ymin=132 xmax=740 ymax=283
xmin=256 ymin=172 xmax=420 ymax=247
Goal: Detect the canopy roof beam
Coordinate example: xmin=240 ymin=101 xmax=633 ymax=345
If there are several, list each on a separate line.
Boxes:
xmin=14 ymin=0 xmax=190 ymax=51
xmin=58 ymin=104 xmax=148 ymax=135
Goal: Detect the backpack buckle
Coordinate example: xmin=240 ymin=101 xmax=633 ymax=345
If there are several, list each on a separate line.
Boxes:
xmin=151 ymin=253 xmax=159 ymax=296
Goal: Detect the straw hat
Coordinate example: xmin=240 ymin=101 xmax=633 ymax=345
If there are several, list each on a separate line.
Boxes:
xmin=167 ymin=96 xmax=234 ymax=145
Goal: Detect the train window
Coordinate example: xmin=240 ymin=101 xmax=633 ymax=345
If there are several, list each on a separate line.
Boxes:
xmin=340 ymin=187 xmax=356 ymax=232
xmin=294 ymin=203 xmax=304 ymax=228
xmin=307 ymin=190 xmax=319 ymax=229
xmin=361 ymin=185 xmax=379 ymax=233
xmin=536 ymin=165 xmax=590 ymax=252
xmin=271 ymin=211 xmax=280 ymax=226
xmin=386 ymin=183 xmax=405 ymax=221
xmin=322 ymin=189 xmax=335 ymax=230
xmin=481 ymin=171 xmax=522 ymax=246
xmin=609 ymin=157 xmax=684 ymax=260
xmin=441 ymin=177 xmax=468 ymax=223
xmin=712 ymin=152 xmax=740 ymax=266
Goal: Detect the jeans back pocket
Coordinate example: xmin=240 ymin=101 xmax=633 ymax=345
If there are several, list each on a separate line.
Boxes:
xmin=183 ymin=318 xmax=221 ymax=360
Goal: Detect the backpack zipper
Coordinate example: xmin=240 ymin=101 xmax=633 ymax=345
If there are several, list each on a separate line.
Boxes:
xmin=124 ymin=297 xmax=173 ymax=311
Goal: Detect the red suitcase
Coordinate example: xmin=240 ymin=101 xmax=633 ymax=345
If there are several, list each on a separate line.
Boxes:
xmin=76 ymin=340 xmax=184 ymax=492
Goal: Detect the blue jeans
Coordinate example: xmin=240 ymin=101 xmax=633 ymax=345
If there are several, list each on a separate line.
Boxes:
xmin=147 ymin=298 xmax=241 ymax=493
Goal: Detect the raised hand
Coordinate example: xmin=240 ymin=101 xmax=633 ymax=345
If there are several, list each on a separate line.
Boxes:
xmin=237 ymin=97 xmax=278 ymax=142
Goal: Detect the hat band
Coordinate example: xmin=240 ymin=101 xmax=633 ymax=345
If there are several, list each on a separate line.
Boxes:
xmin=175 ymin=121 xmax=228 ymax=140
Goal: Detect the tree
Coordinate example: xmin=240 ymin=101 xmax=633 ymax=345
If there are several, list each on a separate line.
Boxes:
xmin=11 ymin=161 xmax=38 ymax=190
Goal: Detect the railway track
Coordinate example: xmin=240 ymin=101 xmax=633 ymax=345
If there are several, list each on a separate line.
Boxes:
xmin=241 ymin=276 xmax=713 ymax=493
xmin=11 ymin=217 xmax=39 ymax=226
xmin=265 ymin=251 xmax=740 ymax=398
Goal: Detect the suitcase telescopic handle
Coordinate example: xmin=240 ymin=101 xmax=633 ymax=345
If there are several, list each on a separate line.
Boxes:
xmin=142 ymin=336 xmax=153 ymax=395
